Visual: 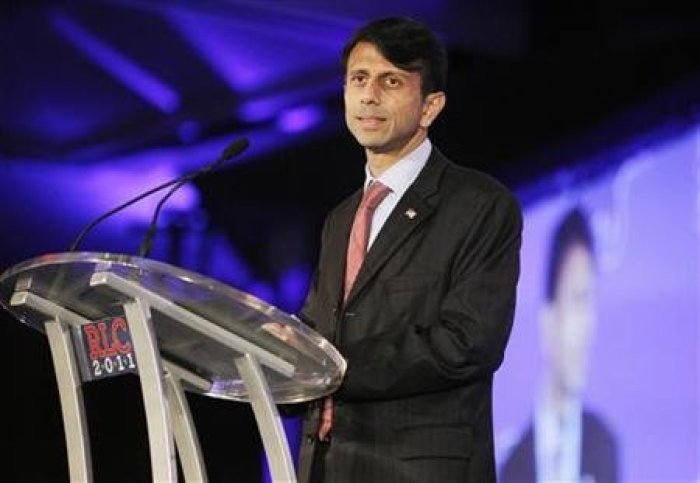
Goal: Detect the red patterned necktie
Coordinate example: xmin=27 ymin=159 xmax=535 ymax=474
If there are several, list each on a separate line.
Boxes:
xmin=343 ymin=181 xmax=392 ymax=301
xmin=318 ymin=180 xmax=392 ymax=441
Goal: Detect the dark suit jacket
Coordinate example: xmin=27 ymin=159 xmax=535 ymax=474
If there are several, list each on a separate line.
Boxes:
xmin=297 ymin=147 xmax=522 ymax=483
xmin=499 ymin=409 xmax=619 ymax=482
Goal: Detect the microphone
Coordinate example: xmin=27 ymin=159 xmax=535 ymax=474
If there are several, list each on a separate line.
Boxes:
xmin=136 ymin=137 xmax=249 ymax=258
xmin=68 ymin=137 xmax=250 ymax=253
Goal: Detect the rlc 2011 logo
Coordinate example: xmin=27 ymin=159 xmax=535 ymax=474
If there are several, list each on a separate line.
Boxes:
xmin=79 ymin=316 xmax=137 ymax=381
xmin=83 ymin=317 xmax=132 ymax=360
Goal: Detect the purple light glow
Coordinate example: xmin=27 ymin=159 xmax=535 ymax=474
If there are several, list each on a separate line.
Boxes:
xmin=166 ymin=9 xmax=292 ymax=92
xmin=0 ymin=153 xmax=265 ymax=285
xmin=51 ymin=11 xmax=180 ymax=113
xmin=276 ymin=265 xmax=312 ymax=313
xmin=244 ymin=280 xmax=276 ymax=305
xmin=261 ymin=415 xmax=302 ymax=483
xmin=26 ymin=105 xmax=94 ymax=142
xmin=83 ymin=163 xmax=200 ymax=222
xmin=277 ymin=105 xmax=323 ymax=134
xmin=237 ymin=79 xmax=339 ymax=123
xmin=166 ymin=5 xmax=345 ymax=94
xmin=177 ymin=120 xmax=202 ymax=144
xmin=0 ymin=158 xmax=201 ymax=258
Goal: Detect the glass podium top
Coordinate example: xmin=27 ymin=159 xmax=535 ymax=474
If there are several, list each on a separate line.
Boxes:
xmin=0 ymin=252 xmax=346 ymax=404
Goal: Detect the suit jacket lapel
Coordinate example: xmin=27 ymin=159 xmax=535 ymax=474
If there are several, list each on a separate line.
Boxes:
xmin=327 ymin=189 xmax=362 ymax=306
xmin=345 ymin=150 xmax=447 ymax=304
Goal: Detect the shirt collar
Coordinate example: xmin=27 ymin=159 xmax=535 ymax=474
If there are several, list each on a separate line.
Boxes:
xmin=363 ymin=138 xmax=432 ymax=198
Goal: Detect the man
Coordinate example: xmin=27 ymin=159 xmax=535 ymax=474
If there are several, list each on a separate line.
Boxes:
xmin=499 ymin=207 xmax=618 ymax=482
xmin=297 ymin=17 xmax=522 ymax=482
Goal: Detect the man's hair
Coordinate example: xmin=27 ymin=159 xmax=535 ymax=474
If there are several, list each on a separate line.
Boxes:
xmin=341 ymin=17 xmax=448 ymax=96
xmin=545 ymin=206 xmax=595 ymax=302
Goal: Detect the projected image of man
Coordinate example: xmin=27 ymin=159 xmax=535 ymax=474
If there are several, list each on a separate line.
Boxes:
xmin=500 ymin=207 xmax=619 ymax=482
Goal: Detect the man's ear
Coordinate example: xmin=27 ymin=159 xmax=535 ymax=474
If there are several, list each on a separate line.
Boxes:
xmin=420 ymin=91 xmax=446 ymax=129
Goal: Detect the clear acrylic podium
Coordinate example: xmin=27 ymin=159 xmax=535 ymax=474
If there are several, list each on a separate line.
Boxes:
xmin=0 ymin=252 xmax=346 ymax=482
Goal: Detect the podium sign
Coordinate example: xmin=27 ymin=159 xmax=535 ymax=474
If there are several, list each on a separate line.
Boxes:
xmin=78 ymin=316 xmax=138 ymax=381
xmin=0 ymin=252 xmax=346 ymax=482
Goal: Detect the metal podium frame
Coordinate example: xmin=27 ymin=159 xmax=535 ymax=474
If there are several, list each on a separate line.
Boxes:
xmin=0 ymin=253 xmax=346 ymax=483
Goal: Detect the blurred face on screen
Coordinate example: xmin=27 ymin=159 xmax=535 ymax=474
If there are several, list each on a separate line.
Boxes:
xmin=541 ymin=243 xmax=597 ymax=398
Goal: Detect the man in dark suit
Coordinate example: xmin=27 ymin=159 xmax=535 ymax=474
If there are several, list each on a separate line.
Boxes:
xmin=499 ymin=207 xmax=618 ymax=482
xmin=297 ymin=17 xmax=523 ymax=483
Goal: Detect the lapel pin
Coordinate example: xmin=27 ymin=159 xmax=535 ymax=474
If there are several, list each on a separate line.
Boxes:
xmin=405 ymin=208 xmax=417 ymax=219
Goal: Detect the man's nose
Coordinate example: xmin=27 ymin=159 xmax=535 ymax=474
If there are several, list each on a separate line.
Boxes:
xmin=360 ymin=79 xmax=380 ymax=104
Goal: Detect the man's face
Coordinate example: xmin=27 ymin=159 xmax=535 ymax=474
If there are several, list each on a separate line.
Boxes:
xmin=542 ymin=243 xmax=597 ymax=397
xmin=343 ymin=42 xmax=443 ymax=161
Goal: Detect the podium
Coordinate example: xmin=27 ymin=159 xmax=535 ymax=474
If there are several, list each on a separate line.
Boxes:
xmin=0 ymin=252 xmax=346 ymax=482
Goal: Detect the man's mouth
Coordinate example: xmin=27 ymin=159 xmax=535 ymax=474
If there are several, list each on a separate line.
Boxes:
xmin=356 ymin=116 xmax=386 ymax=128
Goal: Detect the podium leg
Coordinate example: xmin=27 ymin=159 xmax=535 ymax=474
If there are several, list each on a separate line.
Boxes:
xmin=11 ymin=292 xmax=95 ymax=482
xmin=45 ymin=319 xmax=93 ymax=483
xmin=164 ymin=368 xmax=208 ymax=482
xmin=236 ymin=353 xmax=297 ymax=483
xmin=123 ymin=300 xmax=177 ymax=482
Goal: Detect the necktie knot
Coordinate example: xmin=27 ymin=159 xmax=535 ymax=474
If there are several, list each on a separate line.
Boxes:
xmin=361 ymin=181 xmax=391 ymax=212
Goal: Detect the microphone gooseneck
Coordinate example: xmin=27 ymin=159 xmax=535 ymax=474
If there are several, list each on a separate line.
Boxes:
xmin=137 ymin=137 xmax=250 ymax=258
xmin=68 ymin=137 xmax=250 ymax=254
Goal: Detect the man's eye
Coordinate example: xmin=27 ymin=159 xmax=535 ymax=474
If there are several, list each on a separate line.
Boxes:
xmin=385 ymin=77 xmax=401 ymax=87
xmin=349 ymin=75 xmax=366 ymax=84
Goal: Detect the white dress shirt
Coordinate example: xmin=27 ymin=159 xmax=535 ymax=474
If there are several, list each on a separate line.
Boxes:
xmin=535 ymin=391 xmax=584 ymax=482
xmin=361 ymin=138 xmax=432 ymax=250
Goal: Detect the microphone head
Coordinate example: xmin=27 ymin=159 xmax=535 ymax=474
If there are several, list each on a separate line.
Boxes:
xmin=221 ymin=137 xmax=250 ymax=160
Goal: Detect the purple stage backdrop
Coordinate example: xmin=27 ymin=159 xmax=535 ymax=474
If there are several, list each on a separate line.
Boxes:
xmin=494 ymin=123 xmax=699 ymax=481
